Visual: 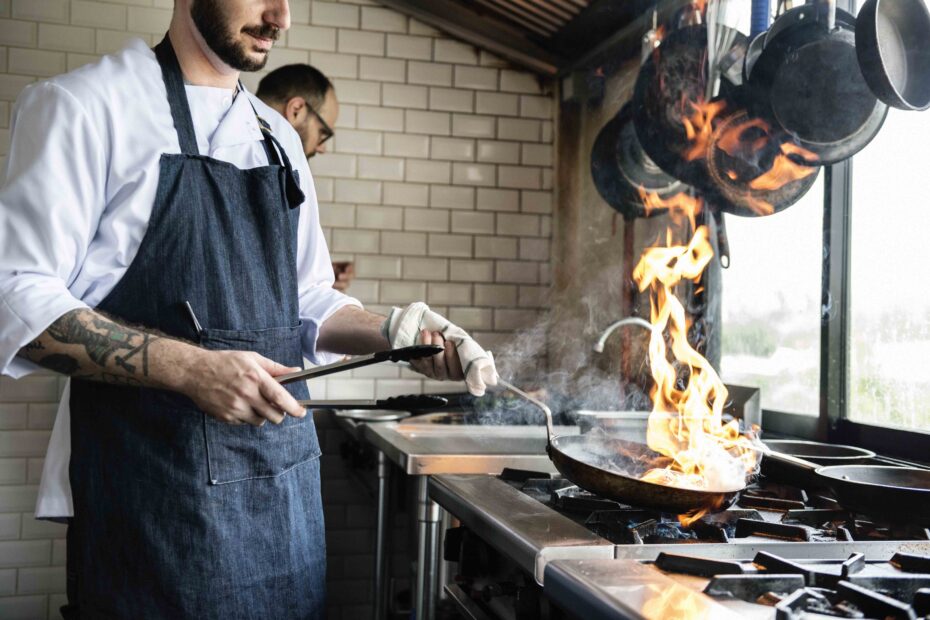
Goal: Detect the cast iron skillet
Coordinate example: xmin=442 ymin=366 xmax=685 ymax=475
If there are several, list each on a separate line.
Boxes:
xmin=748 ymin=1 xmax=888 ymax=164
xmin=856 ymin=0 xmax=930 ymax=111
xmin=590 ymin=102 xmax=684 ymax=220
xmin=633 ymin=25 xmax=820 ymax=218
xmin=764 ymin=451 xmax=930 ymax=521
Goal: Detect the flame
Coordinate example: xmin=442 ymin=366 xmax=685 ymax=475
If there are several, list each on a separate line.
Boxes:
xmin=632 ymin=193 xmax=762 ymax=524
xmin=638 ymin=187 xmax=702 ymax=229
xmin=711 ymin=113 xmax=820 ymax=216
xmin=681 ymin=99 xmax=728 ymax=162
xmin=692 ymin=0 xmax=708 ymax=14
xmin=640 ymin=582 xmax=714 ymax=620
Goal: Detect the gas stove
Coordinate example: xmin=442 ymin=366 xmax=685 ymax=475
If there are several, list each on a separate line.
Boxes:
xmin=502 ymin=468 xmax=930 ymax=547
xmin=430 ymin=469 xmax=930 ymax=620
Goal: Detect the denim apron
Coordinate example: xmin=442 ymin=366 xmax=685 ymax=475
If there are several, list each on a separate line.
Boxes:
xmin=67 ymin=36 xmax=325 ymax=619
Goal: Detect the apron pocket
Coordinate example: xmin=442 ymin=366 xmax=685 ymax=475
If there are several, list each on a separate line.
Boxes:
xmin=199 ymin=323 xmax=322 ymax=485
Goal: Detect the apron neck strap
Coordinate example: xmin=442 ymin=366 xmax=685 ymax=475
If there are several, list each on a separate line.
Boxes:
xmin=154 ymin=34 xmax=200 ymax=156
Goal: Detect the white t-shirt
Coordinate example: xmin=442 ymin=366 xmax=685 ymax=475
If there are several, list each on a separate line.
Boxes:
xmin=0 ymin=39 xmax=360 ymax=518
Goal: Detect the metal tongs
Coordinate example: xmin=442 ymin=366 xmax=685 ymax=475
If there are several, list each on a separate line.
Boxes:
xmin=276 ymin=344 xmax=451 ymax=411
xmin=276 ymin=344 xmax=444 ymax=385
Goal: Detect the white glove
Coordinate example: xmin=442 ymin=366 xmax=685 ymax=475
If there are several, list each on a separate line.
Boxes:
xmin=383 ymin=302 xmax=498 ymax=396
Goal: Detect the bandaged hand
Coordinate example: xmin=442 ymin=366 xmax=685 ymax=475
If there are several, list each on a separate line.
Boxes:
xmin=382 ymin=302 xmax=499 ymax=396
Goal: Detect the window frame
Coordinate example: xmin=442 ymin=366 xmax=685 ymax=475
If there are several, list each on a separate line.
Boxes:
xmin=760 ymin=137 xmax=930 ymax=462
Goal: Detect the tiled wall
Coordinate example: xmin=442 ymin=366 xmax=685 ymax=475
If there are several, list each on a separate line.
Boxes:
xmin=0 ymin=0 xmax=555 ymax=618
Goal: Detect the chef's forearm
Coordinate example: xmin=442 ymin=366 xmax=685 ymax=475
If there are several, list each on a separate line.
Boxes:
xmin=316 ymin=305 xmax=390 ymax=355
xmin=16 ymin=308 xmax=203 ymax=392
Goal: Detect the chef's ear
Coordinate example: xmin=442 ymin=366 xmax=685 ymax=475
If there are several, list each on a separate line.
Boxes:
xmin=284 ymin=96 xmax=306 ymax=125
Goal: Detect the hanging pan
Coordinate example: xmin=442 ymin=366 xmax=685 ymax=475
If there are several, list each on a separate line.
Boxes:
xmin=856 ymin=0 xmax=930 ymax=111
xmin=591 ymin=102 xmax=685 ymax=220
xmin=748 ymin=0 xmax=888 ymax=164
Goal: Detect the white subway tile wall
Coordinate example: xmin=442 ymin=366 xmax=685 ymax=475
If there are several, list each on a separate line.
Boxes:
xmin=0 ymin=1 xmax=554 ymax=617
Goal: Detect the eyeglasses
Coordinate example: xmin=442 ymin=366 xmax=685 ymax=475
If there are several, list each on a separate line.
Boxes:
xmin=303 ymin=99 xmax=334 ymax=146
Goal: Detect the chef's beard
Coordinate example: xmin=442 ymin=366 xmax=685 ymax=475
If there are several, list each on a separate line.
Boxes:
xmin=190 ymin=0 xmax=279 ymax=72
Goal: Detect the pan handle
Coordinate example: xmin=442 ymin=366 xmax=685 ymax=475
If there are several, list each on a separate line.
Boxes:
xmin=497 ymin=378 xmax=555 ymax=446
xmin=761 ymin=447 xmax=820 ymax=472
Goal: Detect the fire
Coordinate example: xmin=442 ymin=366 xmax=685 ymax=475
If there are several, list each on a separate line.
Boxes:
xmin=640 ymin=582 xmax=713 ymax=620
xmin=632 ymin=192 xmax=761 ymax=524
xmin=681 ymin=99 xmax=728 ymax=162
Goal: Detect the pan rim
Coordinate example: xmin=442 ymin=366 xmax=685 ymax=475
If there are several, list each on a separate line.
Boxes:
xmin=815 ymin=464 xmax=930 ymax=493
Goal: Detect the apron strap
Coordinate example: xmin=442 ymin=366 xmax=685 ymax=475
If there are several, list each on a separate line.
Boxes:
xmin=248 ymin=97 xmax=306 ymax=209
xmin=153 ymin=35 xmax=200 ymax=156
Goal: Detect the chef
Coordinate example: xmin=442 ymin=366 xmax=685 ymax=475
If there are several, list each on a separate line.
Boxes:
xmin=0 ymin=0 xmax=496 ymax=618
xmin=256 ymin=62 xmax=356 ymax=291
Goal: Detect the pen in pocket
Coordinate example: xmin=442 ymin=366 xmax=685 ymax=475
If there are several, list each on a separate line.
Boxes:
xmin=183 ymin=301 xmax=204 ymax=339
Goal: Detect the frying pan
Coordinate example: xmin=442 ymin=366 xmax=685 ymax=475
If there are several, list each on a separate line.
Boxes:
xmin=856 ymin=0 xmax=930 ymax=111
xmin=762 ymin=439 xmax=875 ymax=465
xmin=501 ymin=380 xmax=743 ymax=515
xmin=763 ymin=450 xmax=930 ymax=521
xmin=590 ymin=102 xmax=684 ymax=219
xmin=633 ymin=25 xmax=820 ymax=217
xmin=748 ymin=1 xmax=888 ymax=164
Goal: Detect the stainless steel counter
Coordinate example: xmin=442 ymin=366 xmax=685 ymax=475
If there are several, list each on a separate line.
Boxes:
xmin=544 ymin=560 xmax=745 ymax=620
xmin=362 ymin=422 xmax=578 ymax=475
xmin=429 ymin=474 xmax=614 ymax=583
xmin=359 ymin=422 xmax=579 ymax=620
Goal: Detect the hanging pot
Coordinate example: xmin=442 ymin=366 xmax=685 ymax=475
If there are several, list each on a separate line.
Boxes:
xmin=748 ymin=0 xmax=888 ymax=164
xmin=856 ymin=0 xmax=930 ymax=111
xmin=591 ymin=102 xmax=684 ymax=220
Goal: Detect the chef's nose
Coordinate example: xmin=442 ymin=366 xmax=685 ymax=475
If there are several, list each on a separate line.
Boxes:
xmin=264 ymin=0 xmax=291 ymax=32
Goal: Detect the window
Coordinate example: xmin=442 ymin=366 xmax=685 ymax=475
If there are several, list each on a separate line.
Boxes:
xmin=848 ymin=109 xmax=930 ymax=431
xmin=719 ymin=176 xmax=824 ymax=415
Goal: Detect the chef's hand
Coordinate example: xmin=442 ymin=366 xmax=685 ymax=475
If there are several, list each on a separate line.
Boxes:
xmin=384 ymin=302 xmax=498 ymax=396
xmin=185 ymin=350 xmax=306 ymax=427
xmin=409 ymin=329 xmax=464 ymax=381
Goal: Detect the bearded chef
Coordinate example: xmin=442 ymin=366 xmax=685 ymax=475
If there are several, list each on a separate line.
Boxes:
xmin=0 ymin=1 xmax=497 ymax=617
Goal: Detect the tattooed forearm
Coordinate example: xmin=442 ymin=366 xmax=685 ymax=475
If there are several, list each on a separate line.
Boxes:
xmin=17 ymin=308 xmax=164 ymax=383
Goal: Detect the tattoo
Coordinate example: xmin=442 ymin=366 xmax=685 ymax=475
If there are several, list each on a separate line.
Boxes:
xmin=38 ymin=354 xmax=80 ymax=375
xmin=18 ymin=308 xmax=162 ymax=382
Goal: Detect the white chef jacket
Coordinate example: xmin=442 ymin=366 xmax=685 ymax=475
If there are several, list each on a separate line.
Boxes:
xmin=0 ymin=39 xmax=361 ymax=518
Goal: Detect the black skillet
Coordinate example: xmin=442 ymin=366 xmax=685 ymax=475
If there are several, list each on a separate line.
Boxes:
xmin=633 ymin=25 xmax=821 ymax=218
xmin=764 ymin=450 xmax=930 ymax=521
xmin=590 ymin=102 xmax=684 ymax=220
xmin=856 ymin=0 xmax=930 ymax=111
xmin=748 ymin=1 xmax=888 ymax=164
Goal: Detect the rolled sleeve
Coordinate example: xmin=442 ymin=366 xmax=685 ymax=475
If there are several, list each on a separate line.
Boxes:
xmin=0 ymin=82 xmax=105 ymax=376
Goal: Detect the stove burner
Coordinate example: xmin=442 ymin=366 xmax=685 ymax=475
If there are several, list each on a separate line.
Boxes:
xmin=892 ymin=553 xmax=930 ymax=574
xmin=499 ymin=468 xmax=550 ymax=483
xmin=735 ymin=518 xmax=812 ymax=542
xmin=553 ymin=486 xmax=626 ymax=513
xmin=655 ymin=552 xmax=744 ymax=577
xmin=704 ymin=574 xmax=805 ymax=601
xmin=659 ymin=550 xmax=930 ymax=619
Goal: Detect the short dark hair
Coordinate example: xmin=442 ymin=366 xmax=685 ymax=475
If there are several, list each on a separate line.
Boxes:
xmin=256 ymin=64 xmax=333 ymax=110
